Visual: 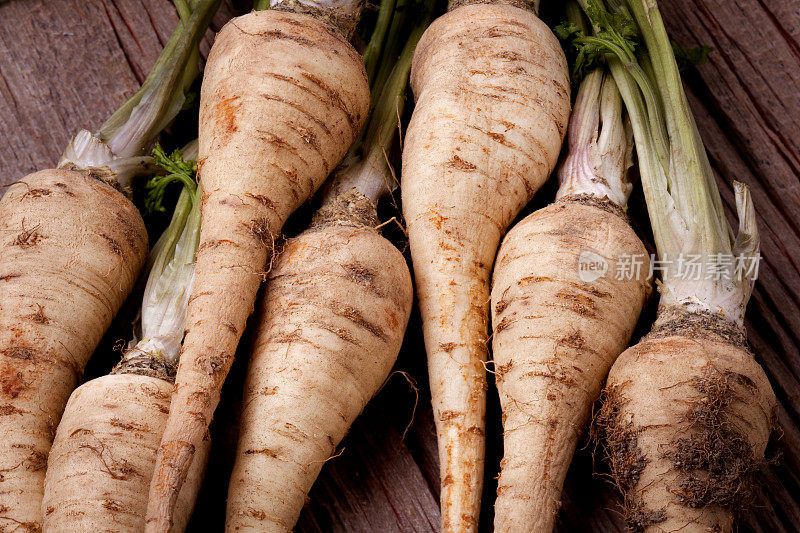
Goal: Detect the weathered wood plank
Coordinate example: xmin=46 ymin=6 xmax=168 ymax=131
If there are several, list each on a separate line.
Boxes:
xmin=0 ymin=0 xmax=234 ymax=182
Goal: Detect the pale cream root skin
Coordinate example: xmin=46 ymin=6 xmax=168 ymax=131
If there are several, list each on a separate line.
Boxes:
xmin=491 ymin=201 xmax=650 ymax=533
xmin=225 ymin=223 xmax=412 ymax=532
xmin=401 ymin=4 xmax=570 ymax=530
xmin=0 ymin=169 xmax=147 ymax=531
xmin=605 ymin=333 xmax=776 ymax=533
xmin=41 ymin=374 xmax=209 ymax=532
xmin=147 ymin=9 xmax=369 ymax=530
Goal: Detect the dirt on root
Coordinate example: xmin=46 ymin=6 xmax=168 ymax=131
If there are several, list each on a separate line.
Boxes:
xmin=666 ymin=368 xmax=764 ymax=510
xmin=592 ymin=387 xmax=666 ymax=532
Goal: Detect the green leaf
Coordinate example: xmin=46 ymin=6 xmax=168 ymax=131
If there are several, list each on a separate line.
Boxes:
xmin=144 ymin=143 xmax=197 ymax=213
xmin=181 ymin=90 xmax=197 ymax=110
xmin=671 ymin=41 xmax=713 ymax=72
xmin=555 ymin=0 xmax=639 ymax=83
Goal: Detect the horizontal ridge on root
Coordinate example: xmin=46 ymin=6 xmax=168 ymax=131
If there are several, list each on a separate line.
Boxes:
xmin=647 ymin=305 xmax=748 ymax=349
xmin=556 ymin=193 xmax=627 ymax=221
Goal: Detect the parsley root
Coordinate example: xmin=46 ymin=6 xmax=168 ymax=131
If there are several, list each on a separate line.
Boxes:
xmin=491 ymin=66 xmax=650 ymax=532
xmin=400 ymin=0 xmax=570 ymax=528
xmin=146 ymin=3 xmax=370 ymax=529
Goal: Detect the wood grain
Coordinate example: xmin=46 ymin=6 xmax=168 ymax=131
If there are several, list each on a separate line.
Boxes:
xmin=1 ymin=0 xmax=798 ymax=532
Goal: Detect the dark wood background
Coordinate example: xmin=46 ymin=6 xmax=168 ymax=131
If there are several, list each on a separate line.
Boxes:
xmin=1 ymin=0 xmax=798 ymax=531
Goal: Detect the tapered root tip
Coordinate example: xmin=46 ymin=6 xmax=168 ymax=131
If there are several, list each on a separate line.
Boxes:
xmin=146 ymin=439 xmax=196 ymax=533
xmin=437 ymin=421 xmax=484 ymax=532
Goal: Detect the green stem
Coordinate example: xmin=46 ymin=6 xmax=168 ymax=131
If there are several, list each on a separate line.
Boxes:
xmin=556 ymin=68 xmax=634 ymax=207
xmin=103 ymin=0 xmax=220 ymax=158
xmin=331 ymin=0 xmax=409 ymax=177
xmin=626 ymin=0 xmax=730 ymax=253
xmin=174 ymin=0 xmax=192 ymax=18
xmin=370 ymin=0 xmax=410 ymax=97
xmin=363 ymin=0 xmax=398 ymax=85
xmin=129 ymin=141 xmax=201 ymax=365
xmin=253 ymin=0 xmax=270 ymax=10
xmin=557 ymin=1 xmax=633 ymax=206
xmin=322 ymin=0 xmax=433 ymax=206
xmin=98 ymin=0 xmax=202 ymax=142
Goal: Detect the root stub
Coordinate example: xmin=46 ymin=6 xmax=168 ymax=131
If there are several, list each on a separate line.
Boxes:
xmin=594 ymin=327 xmax=776 ymax=532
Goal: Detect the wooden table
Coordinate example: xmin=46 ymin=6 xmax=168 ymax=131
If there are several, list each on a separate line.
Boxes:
xmin=1 ymin=1 xmax=798 ymax=531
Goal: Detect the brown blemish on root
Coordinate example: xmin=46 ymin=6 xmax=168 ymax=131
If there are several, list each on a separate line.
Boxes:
xmin=26 ymin=450 xmax=47 ymax=471
xmin=54 ymin=182 xmax=76 ymax=197
xmin=519 ymin=275 xmax=553 ymax=285
xmin=312 ymin=189 xmax=378 ymax=228
xmin=315 ymin=321 xmax=360 ymax=346
xmin=115 ymin=210 xmax=146 ymax=251
xmin=213 ymin=94 xmax=241 ymax=146
xmin=557 ymin=331 xmax=586 ymax=351
xmin=244 ymin=448 xmax=279 ymax=458
xmin=0 ymin=405 xmax=24 ymax=416
xmin=13 ymin=227 xmax=44 ymax=248
xmin=109 ymin=418 xmax=149 ymax=433
xmin=553 ymin=290 xmax=599 ymax=318
xmin=0 ymin=274 xmax=21 ymax=282
xmin=624 ymin=500 xmax=667 ymax=532
xmin=249 ymin=217 xmax=275 ymax=248
xmin=3 ymin=347 xmax=38 ymax=361
xmin=466 ymin=425 xmax=484 ymax=436
xmin=99 ymin=234 xmax=124 ymax=256
xmin=196 ymin=351 xmax=230 ymax=377
xmin=80 ymin=442 xmax=138 ymax=481
xmin=197 ymin=239 xmax=240 ymax=253
xmin=494 ymin=296 xmax=512 ymax=315
xmin=446 ymin=154 xmax=477 ymax=171
xmin=247 ymin=508 xmax=267 ymax=521
xmin=22 ymin=188 xmax=52 ymax=199
xmin=493 ymin=315 xmax=513 ymax=334
xmin=111 ymin=354 xmax=174 ymax=382
xmin=342 ymin=263 xmax=383 ymax=296
xmin=236 ymin=24 xmax=314 ymax=47
xmin=649 ymin=306 xmax=748 ymax=349
xmin=440 ymin=410 xmax=461 ymax=421
xmin=245 ymin=193 xmax=276 ymax=211
xmin=299 ymin=71 xmax=359 ymax=132
xmin=557 ymin=193 xmax=627 ymax=220
xmin=102 ymin=498 xmax=125 ymax=513
xmin=24 ymin=305 xmax=49 ymax=325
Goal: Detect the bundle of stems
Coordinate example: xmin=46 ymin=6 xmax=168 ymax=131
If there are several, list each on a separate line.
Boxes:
xmin=489 ymin=4 xmax=651 ymax=530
